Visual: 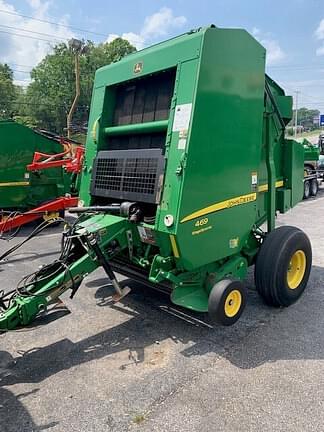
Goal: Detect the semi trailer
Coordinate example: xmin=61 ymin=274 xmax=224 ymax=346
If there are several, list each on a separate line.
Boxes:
xmin=303 ymin=139 xmax=320 ymax=199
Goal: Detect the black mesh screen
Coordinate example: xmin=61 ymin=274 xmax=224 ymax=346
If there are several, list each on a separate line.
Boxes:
xmin=94 ymin=158 xmax=123 ymax=192
xmin=113 ymin=70 xmax=175 ymax=126
xmin=91 ymin=149 xmax=165 ymax=203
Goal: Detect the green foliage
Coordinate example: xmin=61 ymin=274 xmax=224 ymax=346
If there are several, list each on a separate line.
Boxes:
xmin=290 ymin=107 xmax=320 ymax=130
xmin=70 ymin=132 xmax=87 ymax=145
xmin=13 ymin=115 xmax=38 ymax=128
xmin=0 ymin=64 xmax=17 ymax=118
xmin=22 ymin=37 xmax=136 ymax=133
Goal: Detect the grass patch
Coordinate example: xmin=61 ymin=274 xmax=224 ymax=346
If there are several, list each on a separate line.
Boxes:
xmin=133 ymin=414 xmax=145 ymax=424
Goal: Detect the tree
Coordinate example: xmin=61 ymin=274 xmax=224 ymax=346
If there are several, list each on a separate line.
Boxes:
xmin=0 ymin=64 xmax=17 ymax=119
xmin=290 ymin=107 xmax=320 ymax=130
xmin=24 ymin=38 xmax=136 ymax=134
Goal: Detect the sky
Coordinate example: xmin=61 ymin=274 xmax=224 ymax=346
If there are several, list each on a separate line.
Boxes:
xmin=1 ymin=0 xmax=324 ymax=112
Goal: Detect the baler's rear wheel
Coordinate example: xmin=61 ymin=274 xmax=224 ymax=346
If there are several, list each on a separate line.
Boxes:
xmin=255 ymin=226 xmax=312 ymax=307
xmin=208 ymin=279 xmax=247 ymax=326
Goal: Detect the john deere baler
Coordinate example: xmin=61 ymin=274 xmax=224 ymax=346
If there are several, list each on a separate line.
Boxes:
xmin=0 ymin=26 xmax=311 ymax=330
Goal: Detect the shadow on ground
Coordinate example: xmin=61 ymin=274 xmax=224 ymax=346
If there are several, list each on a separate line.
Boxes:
xmin=1 ymin=263 xmax=323 ymax=388
xmin=0 ymin=385 xmax=59 ymax=432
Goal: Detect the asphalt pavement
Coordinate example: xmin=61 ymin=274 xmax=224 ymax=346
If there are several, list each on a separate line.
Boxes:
xmin=1 ymin=187 xmax=324 ymax=431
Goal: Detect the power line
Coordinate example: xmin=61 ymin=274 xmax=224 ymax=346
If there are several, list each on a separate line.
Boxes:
xmin=290 ymin=90 xmax=322 ymax=103
xmin=268 ymin=65 xmax=324 ymax=71
xmin=0 ymin=8 xmax=108 ymax=38
xmin=11 ymin=69 xmax=31 ymax=74
xmin=2 ymin=99 xmax=89 ymax=109
xmin=0 ymin=28 xmax=64 ymax=43
xmin=7 ymin=62 xmax=34 ymax=68
xmin=276 ymin=84 xmax=324 ymax=104
xmin=297 ymin=91 xmax=320 ymax=101
xmin=2 ymin=100 xmax=65 ymax=107
xmin=268 ymin=63 xmax=324 ymax=70
xmin=0 ymin=23 xmax=68 ymax=41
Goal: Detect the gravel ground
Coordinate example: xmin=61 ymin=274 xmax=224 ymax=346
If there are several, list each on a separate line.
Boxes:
xmin=1 ymin=187 xmax=324 ymax=432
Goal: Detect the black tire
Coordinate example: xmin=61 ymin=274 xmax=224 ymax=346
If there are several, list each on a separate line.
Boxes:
xmin=310 ymin=178 xmax=318 ymax=197
xmin=303 ymin=180 xmax=310 ymax=199
xmin=255 ymin=226 xmax=312 ymax=307
xmin=208 ymin=279 xmax=247 ymax=326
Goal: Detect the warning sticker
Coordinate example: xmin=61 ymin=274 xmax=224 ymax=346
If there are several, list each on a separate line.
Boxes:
xmin=137 ymin=226 xmax=156 ymax=244
xmin=251 ymin=172 xmax=258 ymax=191
xmin=172 ymin=103 xmax=192 ymax=132
xmin=178 ymin=138 xmax=187 ymax=150
xmin=229 ymin=237 xmax=239 ymax=249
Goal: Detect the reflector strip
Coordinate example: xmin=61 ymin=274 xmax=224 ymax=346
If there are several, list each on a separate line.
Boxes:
xmin=170 ymin=234 xmax=180 ymax=258
xmin=0 ymin=181 xmax=30 ymax=187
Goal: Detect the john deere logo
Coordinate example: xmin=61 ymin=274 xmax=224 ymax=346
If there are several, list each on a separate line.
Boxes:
xmin=134 ymin=62 xmax=143 ymax=74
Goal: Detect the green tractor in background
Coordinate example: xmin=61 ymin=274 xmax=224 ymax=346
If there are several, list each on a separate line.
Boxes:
xmin=0 ymin=120 xmax=83 ymax=234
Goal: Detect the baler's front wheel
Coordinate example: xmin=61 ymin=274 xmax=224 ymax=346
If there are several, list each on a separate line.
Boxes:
xmin=208 ymin=279 xmax=247 ymax=326
xmin=255 ymin=226 xmax=312 ymax=307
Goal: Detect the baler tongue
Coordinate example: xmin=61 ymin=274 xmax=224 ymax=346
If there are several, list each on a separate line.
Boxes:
xmin=0 ymin=214 xmax=132 ymax=331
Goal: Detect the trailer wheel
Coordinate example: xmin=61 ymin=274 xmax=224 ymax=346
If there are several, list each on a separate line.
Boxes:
xmin=255 ymin=226 xmax=312 ymax=307
xmin=303 ymin=180 xmax=310 ymax=199
xmin=310 ymin=179 xmax=318 ymax=196
xmin=208 ymin=279 xmax=247 ymax=326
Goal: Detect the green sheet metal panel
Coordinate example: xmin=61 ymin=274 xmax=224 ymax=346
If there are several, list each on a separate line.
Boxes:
xmin=171 ymin=28 xmax=266 ymax=269
xmin=79 ymin=28 xmax=204 ymax=204
xmin=303 ymin=139 xmax=319 ymax=163
xmin=0 ymin=120 xmax=66 ymax=209
xmin=285 ymin=139 xmax=304 ymax=207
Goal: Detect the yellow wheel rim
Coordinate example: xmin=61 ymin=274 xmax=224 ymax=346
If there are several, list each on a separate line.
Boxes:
xmin=224 ymin=290 xmax=242 ymax=317
xmin=287 ymin=250 xmax=306 ymax=290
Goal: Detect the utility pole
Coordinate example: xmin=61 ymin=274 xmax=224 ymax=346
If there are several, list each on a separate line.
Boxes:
xmin=294 ymin=91 xmax=300 ymax=138
xmin=67 ymin=38 xmax=87 ymax=139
